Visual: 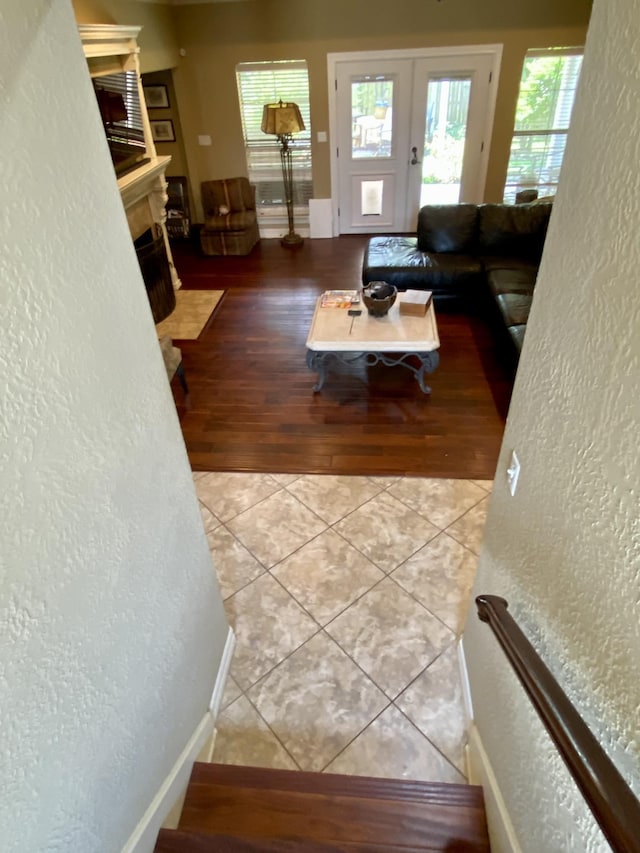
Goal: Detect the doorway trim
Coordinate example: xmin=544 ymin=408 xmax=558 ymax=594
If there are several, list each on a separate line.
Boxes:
xmin=327 ymin=45 xmax=503 ymax=236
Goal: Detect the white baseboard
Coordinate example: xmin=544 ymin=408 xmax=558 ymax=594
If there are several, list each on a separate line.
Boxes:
xmin=122 ymin=626 xmax=235 ymax=853
xmin=457 ymin=638 xmax=474 ymax=782
xmin=457 ymin=638 xmax=474 ymax=725
xmin=209 ymin=626 xmax=236 ymax=719
xmin=467 ymin=724 xmax=522 ymax=853
xmin=121 ymin=712 xmax=215 ymax=853
xmin=459 ymin=639 xmax=521 ymax=853
xmin=161 ymin=729 xmax=218 ymax=830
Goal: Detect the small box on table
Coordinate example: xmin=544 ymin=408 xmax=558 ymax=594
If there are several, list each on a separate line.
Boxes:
xmin=399 ymin=290 xmax=433 ymax=317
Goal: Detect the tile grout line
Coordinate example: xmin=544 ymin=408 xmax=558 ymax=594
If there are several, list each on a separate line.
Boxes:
xmin=201 ymin=471 xmax=489 ymax=781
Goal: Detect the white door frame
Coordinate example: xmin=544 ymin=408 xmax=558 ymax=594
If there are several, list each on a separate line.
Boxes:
xmin=327 ymin=45 xmax=503 ymax=236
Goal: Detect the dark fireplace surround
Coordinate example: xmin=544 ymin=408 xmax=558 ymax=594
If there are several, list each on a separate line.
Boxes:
xmin=134 ymin=225 xmax=175 ymax=324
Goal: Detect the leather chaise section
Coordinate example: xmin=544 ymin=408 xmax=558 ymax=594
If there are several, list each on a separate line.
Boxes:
xmin=364 ymin=236 xmax=425 ymax=268
xmin=363 ymin=236 xmax=483 ymax=301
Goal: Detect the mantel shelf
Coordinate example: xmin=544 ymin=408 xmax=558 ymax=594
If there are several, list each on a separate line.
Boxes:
xmin=78 ymin=24 xmax=141 ymax=59
xmin=118 ymin=156 xmax=172 ymax=210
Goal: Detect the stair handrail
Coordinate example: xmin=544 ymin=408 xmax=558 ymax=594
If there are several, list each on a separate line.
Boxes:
xmin=476 ymin=594 xmax=640 ymax=853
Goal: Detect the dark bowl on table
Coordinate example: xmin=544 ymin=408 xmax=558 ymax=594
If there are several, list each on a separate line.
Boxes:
xmin=362 ymin=281 xmax=397 ymax=317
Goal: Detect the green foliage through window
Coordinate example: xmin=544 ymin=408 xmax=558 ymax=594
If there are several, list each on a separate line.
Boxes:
xmin=504 ymin=49 xmax=583 ymax=203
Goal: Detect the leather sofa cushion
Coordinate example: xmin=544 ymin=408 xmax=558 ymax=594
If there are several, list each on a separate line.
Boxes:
xmin=495 ymin=292 xmax=533 ymax=326
xmin=486 ymin=267 xmax=538 ymax=297
xmin=482 ymin=256 xmax=540 ymax=275
xmin=365 ymin=236 xmax=425 ymax=268
xmin=478 ymin=202 xmax=552 ymax=260
xmin=509 ymin=324 xmax=526 ymax=353
xmin=418 ymin=253 xmax=483 ymax=288
xmin=363 ymin=236 xmax=433 ymax=292
xmin=363 ymin=236 xmax=483 ymax=297
xmin=417 ymin=204 xmax=478 ymax=253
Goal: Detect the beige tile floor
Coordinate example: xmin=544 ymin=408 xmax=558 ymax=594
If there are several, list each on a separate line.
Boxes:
xmin=194 ymin=472 xmax=491 ymax=784
xmin=156 ymin=290 xmax=223 ymax=340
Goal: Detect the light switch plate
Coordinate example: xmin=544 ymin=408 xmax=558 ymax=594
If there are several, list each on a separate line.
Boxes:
xmin=198 ymin=135 xmax=212 ymax=146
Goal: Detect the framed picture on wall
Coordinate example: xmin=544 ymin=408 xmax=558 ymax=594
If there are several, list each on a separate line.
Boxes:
xmin=143 ymin=84 xmax=169 ymax=109
xmin=150 ymin=119 xmax=176 ymax=142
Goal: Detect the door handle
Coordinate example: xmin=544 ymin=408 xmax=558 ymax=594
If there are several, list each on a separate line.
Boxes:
xmin=410 ymin=146 xmax=421 ymax=165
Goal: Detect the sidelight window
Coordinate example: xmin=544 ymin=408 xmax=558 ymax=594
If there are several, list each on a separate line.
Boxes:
xmin=504 ymin=48 xmax=583 ymax=203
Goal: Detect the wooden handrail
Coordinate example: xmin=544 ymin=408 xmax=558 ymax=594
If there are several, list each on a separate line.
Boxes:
xmin=476 ymin=594 xmax=640 ymax=853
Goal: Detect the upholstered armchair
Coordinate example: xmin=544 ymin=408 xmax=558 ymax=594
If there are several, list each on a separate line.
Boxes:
xmin=200 ymin=177 xmax=260 ymax=256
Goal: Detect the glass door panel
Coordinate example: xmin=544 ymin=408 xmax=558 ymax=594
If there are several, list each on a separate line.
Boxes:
xmin=406 ymin=52 xmax=496 ymax=224
xmin=351 ymin=76 xmax=394 ymax=159
xmin=421 ymin=77 xmax=471 ymax=206
xmin=336 ymin=59 xmax=413 ymax=231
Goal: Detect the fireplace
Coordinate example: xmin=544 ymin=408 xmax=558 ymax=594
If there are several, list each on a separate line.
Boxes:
xmin=80 ymin=24 xmax=185 ymax=396
xmin=79 ymin=24 xmax=182 ymax=298
xmin=135 ymin=226 xmax=175 ymax=324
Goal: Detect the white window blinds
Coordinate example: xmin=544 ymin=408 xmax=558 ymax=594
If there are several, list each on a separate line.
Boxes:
xmin=92 ymin=70 xmax=145 ymax=148
xmin=504 ymin=48 xmax=583 ymax=203
xmin=236 ymin=61 xmax=312 ymax=207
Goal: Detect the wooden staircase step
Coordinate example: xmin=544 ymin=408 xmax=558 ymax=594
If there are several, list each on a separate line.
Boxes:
xmin=187 ymin=763 xmax=484 ymax=807
xmin=155 ymin=829 xmax=441 ymax=852
xmin=174 ymin=764 xmax=489 ymax=852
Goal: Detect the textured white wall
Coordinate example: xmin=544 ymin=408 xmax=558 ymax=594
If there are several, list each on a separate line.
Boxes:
xmin=464 ymin=0 xmax=640 ymax=850
xmin=0 ymin=3 xmax=229 ymax=851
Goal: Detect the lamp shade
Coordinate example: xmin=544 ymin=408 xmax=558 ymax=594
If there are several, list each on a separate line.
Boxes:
xmin=261 ymin=100 xmax=305 ymax=136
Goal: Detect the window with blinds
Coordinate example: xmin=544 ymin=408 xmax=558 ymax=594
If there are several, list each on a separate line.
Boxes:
xmin=504 ymin=49 xmax=583 ymax=203
xmin=93 ymin=70 xmax=145 ymax=148
xmin=236 ymin=61 xmax=312 ymax=208
xmin=92 ymin=70 xmax=147 ymax=176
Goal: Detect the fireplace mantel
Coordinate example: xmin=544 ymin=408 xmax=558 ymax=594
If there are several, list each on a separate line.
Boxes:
xmin=79 ymin=24 xmax=181 ymax=290
xmin=78 ymin=24 xmax=141 ymax=62
xmin=119 ymin=155 xmax=172 ymax=212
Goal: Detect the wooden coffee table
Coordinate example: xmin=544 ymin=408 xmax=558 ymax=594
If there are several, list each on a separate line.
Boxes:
xmin=305 ymin=297 xmax=440 ymax=393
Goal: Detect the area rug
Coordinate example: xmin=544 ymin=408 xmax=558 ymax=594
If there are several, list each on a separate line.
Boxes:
xmin=156 ymin=290 xmax=224 ymax=340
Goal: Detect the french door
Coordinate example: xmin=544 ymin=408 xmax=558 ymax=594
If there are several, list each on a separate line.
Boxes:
xmin=331 ymin=47 xmax=501 ymax=234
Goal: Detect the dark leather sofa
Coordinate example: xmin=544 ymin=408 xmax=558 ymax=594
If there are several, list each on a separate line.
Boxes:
xmin=362 ymin=202 xmax=553 ymax=357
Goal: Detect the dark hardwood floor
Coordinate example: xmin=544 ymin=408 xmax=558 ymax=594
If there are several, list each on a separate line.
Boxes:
xmin=169 ymin=235 xmax=513 ymax=479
